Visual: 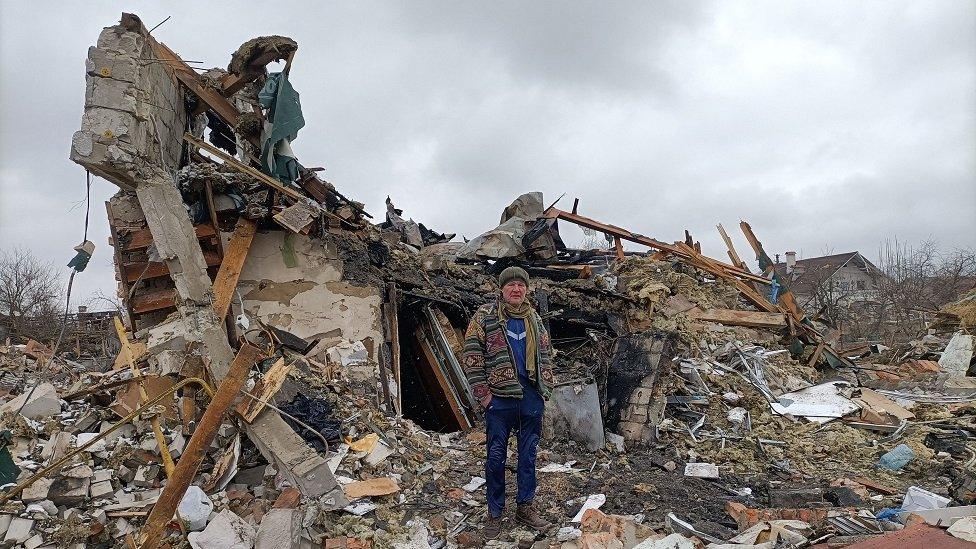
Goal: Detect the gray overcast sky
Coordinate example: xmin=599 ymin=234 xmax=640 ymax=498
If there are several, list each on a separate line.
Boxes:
xmin=1 ymin=1 xmax=974 ymax=308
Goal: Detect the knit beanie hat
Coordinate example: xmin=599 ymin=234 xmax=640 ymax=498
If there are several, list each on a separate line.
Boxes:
xmin=498 ymin=266 xmax=530 ymax=288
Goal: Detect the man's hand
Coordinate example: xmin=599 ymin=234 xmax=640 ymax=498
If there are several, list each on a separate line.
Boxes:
xmin=480 ymin=394 xmax=493 ymax=410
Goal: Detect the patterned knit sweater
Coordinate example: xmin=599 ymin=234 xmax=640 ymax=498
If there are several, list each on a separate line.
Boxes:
xmin=462 ymin=302 xmax=554 ymax=403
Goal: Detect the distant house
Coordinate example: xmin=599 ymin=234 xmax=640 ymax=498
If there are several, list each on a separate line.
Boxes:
xmin=774 ymin=251 xmax=885 ymax=311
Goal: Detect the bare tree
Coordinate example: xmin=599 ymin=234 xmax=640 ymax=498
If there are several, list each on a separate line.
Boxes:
xmin=85 ymin=289 xmax=125 ymax=315
xmin=579 ymin=228 xmax=611 ymax=250
xmin=800 ymin=263 xmax=856 ymax=329
xmin=0 ymin=248 xmax=64 ymax=342
xmin=873 ymin=239 xmax=976 ymax=342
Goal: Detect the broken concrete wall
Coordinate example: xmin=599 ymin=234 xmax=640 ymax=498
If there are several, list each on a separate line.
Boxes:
xmin=606 ymin=331 xmax=677 ymax=442
xmin=70 ymin=19 xmax=186 ymax=189
xmin=235 ymin=231 xmax=383 ymax=381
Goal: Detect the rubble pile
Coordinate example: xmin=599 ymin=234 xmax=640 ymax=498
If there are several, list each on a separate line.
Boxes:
xmin=0 ymin=10 xmax=972 ymax=549
xmin=2 ymin=241 xmax=973 ymax=548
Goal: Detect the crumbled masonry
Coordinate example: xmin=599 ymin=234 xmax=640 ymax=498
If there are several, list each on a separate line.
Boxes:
xmin=0 ymin=10 xmax=971 ymax=549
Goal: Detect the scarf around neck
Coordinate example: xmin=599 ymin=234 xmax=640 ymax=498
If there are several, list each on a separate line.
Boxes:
xmin=498 ymin=300 xmax=538 ymax=377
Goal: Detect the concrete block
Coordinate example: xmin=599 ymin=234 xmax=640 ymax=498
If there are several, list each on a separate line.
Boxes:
xmin=187 ymin=509 xmax=256 ymax=549
xmin=255 ymin=508 xmax=302 ymax=549
xmin=38 ymin=500 xmax=58 ymax=516
xmin=3 ymin=517 xmax=34 ymax=544
xmin=21 ymin=477 xmax=53 ymax=503
xmin=75 ymin=432 xmax=106 ymax=453
xmin=244 ymin=411 xmax=337 ymax=498
xmin=115 ymin=490 xmax=136 ymax=506
xmin=115 ymin=518 xmax=133 ymax=536
xmin=0 ymin=514 xmax=11 ymax=537
xmin=24 ymin=533 xmax=45 ymax=549
xmin=49 ymin=476 xmax=90 ymax=507
xmin=0 ymin=383 xmax=61 ymax=419
xmin=133 ymin=465 xmax=159 ymax=487
xmin=93 ymin=469 xmax=114 ymax=483
xmin=939 ymin=334 xmax=975 ymax=376
xmin=90 ymin=480 xmax=114 ymax=499
xmin=40 ymin=431 xmax=72 ymax=463
xmin=548 ymin=382 xmax=605 ymax=451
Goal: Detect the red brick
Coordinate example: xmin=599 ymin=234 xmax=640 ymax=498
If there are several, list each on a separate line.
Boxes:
xmin=456 ymin=531 xmax=482 ymax=547
xmin=273 ymin=487 xmax=301 ymax=508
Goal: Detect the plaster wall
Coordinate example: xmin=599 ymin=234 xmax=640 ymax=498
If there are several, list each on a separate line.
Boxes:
xmin=235 ymin=231 xmax=383 ymax=380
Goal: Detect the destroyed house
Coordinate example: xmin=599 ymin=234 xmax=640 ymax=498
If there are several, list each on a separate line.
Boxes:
xmin=66 ymin=9 xmax=861 ymax=474
xmin=0 ymin=11 xmax=966 ymax=548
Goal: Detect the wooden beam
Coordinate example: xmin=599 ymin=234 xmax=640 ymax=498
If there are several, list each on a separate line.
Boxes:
xmin=416 ymin=328 xmax=471 ymax=431
xmin=139 ymin=344 xmax=263 ymax=548
xmin=130 ymin=288 xmax=177 ymax=314
xmin=545 ymin=207 xmax=769 ymax=285
xmin=218 ymin=50 xmax=284 ymax=96
xmin=688 ymin=308 xmax=787 ymax=329
xmin=203 ymin=182 xmax=223 ymax=257
xmin=121 ymin=250 xmax=222 ymax=282
xmin=386 ymin=283 xmax=402 ymax=416
xmin=141 ymin=34 xmax=240 ymax=138
xmin=184 ymin=134 xmax=306 ymax=202
xmin=739 ymin=221 xmax=806 ymax=322
xmin=613 ymin=236 xmax=625 ymax=261
xmin=120 ymin=224 xmax=217 ymax=252
xmin=807 ymin=342 xmax=825 ymax=368
xmin=672 ymin=241 xmax=781 ymax=313
xmin=717 ymin=223 xmax=747 ymax=271
xmin=850 ymin=477 xmax=898 ymax=496
xmin=211 ymin=218 xmax=257 ymax=320
xmin=236 ymin=357 xmax=292 ymax=423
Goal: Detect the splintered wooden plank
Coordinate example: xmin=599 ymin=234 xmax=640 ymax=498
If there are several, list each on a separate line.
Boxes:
xmin=544 ymin=207 xmax=768 ymax=284
xmin=121 ymin=224 xmax=217 ymax=252
xmin=184 ymin=134 xmax=306 ymax=201
xmin=130 ymin=288 xmax=177 ymax=314
xmin=386 ymin=283 xmax=402 ymax=415
xmin=717 ymin=223 xmax=747 ymax=270
xmin=141 ymin=30 xmax=239 ymax=132
xmin=672 ymin=241 xmax=780 ymax=313
xmin=236 ymin=357 xmax=292 ymax=423
xmin=113 ymin=317 xmax=147 ymax=370
xmin=739 ymin=221 xmax=806 ymax=322
xmin=688 ymin=308 xmax=788 ymax=329
xmin=416 ymin=327 xmax=471 ymax=431
xmin=211 ymin=217 xmax=257 ymax=320
xmin=121 ymin=250 xmax=222 ymax=282
xmin=139 ymin=344 xmax=264 ymax=548
xmin=219 ymin=49 xmax=287 ymax=96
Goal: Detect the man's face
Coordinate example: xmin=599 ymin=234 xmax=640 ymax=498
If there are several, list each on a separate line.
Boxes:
xmin=501 ymin=280 xmax=527 ymax=305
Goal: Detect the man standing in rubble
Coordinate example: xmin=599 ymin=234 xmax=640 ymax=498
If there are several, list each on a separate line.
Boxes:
xmin=463 ymin=266 xmax=554 ymax=538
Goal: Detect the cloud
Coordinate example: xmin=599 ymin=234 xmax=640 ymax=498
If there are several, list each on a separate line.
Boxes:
xmin=0 ymin=1 xmax=973 ymax=308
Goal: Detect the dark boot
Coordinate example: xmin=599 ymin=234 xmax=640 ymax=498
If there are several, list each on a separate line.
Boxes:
xmin=483 ymin=513 xmax=504 ymax=540
xmin=515 ymin=502 xmax=549 ymax=531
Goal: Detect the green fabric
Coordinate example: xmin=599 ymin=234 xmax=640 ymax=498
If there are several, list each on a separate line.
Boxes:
xmin=281 ymin=234 xmax=297 ymax=268
xmin=0 ymin=430 xmax=20 ymax=486
xmin=67 ymin=250 xmax=92 ymax=272
xmin=259 ymin=72 xmax=305 ymax=184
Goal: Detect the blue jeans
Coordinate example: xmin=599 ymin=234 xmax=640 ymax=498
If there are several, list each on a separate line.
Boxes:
xmin=484 ymin=388 xmax=544 ymax=518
